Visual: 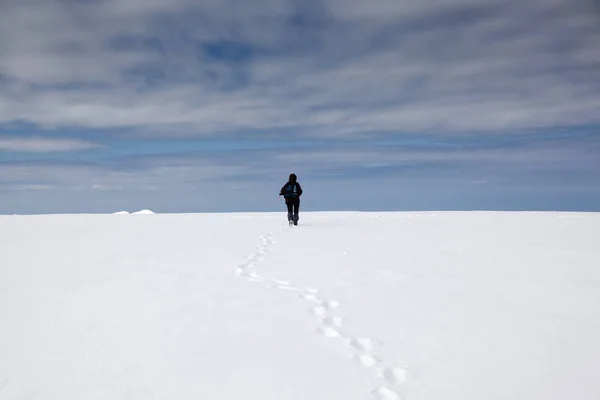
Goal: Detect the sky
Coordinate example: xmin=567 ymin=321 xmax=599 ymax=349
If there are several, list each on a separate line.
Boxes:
xmin=0 ymin=0 xmax=599 ymax=214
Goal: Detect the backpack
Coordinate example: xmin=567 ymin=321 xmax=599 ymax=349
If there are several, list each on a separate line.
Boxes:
xmin=284 ymin=182 xmax=297 ymax=197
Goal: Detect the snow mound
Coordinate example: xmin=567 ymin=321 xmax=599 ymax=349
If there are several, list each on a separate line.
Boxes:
xmin=132 ymin=209 xmax=155 ymax=215
xmin=112 ymin=210 xmax=155 ymax=215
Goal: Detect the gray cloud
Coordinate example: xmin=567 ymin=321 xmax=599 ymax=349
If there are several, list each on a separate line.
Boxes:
xmin=273 ymin=137 xmax=600 ymax=172
xmin=0 ymin=0 xmax=599 ymax=135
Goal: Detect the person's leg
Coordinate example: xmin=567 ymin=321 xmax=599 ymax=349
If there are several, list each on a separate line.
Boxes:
xmin=293 ymin=198 xmax=300 ymax=224
xmin=286 ymin=199 xmax=293 ymax=222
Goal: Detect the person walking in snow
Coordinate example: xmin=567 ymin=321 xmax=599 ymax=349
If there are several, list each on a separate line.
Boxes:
xmin=279 ymin=173 xmax=303 ymax=225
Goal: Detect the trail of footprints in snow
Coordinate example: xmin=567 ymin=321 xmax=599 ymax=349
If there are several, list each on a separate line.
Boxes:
xmin=234 ymin=230 xmax=408 ymax=400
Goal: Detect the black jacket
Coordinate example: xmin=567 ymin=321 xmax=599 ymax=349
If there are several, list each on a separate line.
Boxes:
xmin=280 ymin=181 xmax=303 ymax=198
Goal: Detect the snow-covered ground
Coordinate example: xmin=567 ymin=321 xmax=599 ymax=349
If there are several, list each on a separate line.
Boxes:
xmin=1 ymin=211 xmax=599 ymax=400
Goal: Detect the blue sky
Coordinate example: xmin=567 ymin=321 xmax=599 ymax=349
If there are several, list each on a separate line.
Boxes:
xmin=0 ymin=0 xmax=599 ymax=214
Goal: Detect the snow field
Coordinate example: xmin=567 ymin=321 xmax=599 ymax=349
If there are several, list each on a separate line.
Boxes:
xmin=1 ymin=211 xmax=599 ymax=399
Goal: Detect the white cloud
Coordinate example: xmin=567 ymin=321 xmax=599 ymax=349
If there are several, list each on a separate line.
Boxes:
xmin=0 ymin=136 xmax=101 ymax=152
xmin=92 ymin=184 xmax=123 ymax=191
xmin=9 ymin=184 xmax=56 ymax=191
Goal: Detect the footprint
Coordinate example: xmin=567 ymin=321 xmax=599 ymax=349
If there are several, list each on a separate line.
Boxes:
xmin=234 ymin=267 xmax=245 ymax=275
xmin=277 ymin=284 xmax=298 ymax=291
xmin=324 ymin=300 xmax=341 ymax=310
xmin=302 ymin=293 xmax=321 ymax=303
xmin=310 ymin=306 xmax=327 ymax=317
xmin=381 ymin=367 xmax=407 ymax=385
xmin=271 ymin=280 xmax=296 ymax=290
xmin=348 ymin=337 xmax=375 ymax=352
xmin=322 ymin=316 xmax=343 ymax=327
xmin=355 ymin=353 xmax=378 ymax=368
xmin=0 ymin=378 xmax=9 ymax=394
xmin=237 ymin=271 xmax=254 ymax=279
xmin=372 ymin=386 xmax=402 ymax=400
xmin=317 ymin=326 xmax=341 ymax=338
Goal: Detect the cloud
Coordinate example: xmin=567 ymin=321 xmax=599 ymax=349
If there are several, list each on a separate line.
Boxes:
xmin=0 ymin=153 xmax=254 ymax=194
xmin=1 ymin=131 xmax=596 ymax=195
xmin=272 ymin=135 xmax=600 ymax=172
xmin=0 ymin=136 xmax=101 ymax=152
xmin=0 ymin=0 xmax=598 ymax=135
xmin=0 ymin=131 xmax=598 ymax=213
xmin=6 ymin=184 xmax=56 ymax=191
xmin=92 ymin=184 xmax=123 ymax=191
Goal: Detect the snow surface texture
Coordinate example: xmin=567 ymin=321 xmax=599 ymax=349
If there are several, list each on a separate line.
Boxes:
xmin=1 ymin=212 xmax=599 ymax=399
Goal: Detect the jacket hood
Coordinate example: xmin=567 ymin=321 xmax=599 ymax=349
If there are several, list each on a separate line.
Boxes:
xmin=289 ymin=173 xmax=297 ymax=183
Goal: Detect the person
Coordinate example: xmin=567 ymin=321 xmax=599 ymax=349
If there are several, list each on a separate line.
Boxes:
xmin=279 ymin=173 xmax=303 ymax=225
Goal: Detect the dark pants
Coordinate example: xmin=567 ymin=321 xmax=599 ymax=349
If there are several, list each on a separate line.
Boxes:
xmin=285 ymin=197 xmax=300 ymax=222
